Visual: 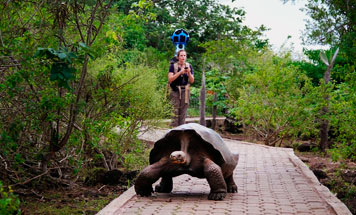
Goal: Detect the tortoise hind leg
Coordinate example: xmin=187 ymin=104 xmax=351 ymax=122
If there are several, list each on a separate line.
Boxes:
xmin=155 ymin=176 xmax=173 ymax=193
xmin=225 ymin=174 xmax=238 ymax=193
xmin=203 ymin=158 xmax=227 ymax=200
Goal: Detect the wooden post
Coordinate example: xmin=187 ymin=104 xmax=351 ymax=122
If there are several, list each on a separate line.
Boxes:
xmin=200 ymin=71 xmax=206 ymax=126
xmin=212 ymin=92 xmax=217 ymax=129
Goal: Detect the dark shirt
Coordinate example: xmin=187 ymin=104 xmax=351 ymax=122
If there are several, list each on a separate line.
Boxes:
xmin=169 ymin=63 xmax=193 ymax=91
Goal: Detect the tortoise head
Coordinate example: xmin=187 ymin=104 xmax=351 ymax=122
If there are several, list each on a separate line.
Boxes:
xmin=170 ymin=151 xmax=190 ymax=165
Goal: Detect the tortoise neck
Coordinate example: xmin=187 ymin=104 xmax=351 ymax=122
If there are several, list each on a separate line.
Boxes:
xmin=180 ymin=132 xmax=190 ymax=153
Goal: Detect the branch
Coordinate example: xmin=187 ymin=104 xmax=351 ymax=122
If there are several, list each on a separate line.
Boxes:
xmin=0 ymin=154 xmax=9 ymax=171
xmin=86 ymin=0 xmax=100 ymax=44
xmin=94 ymin=147 xmax=110 ymax=170
xmin=0 ymin=28 xmax=4 ymax=47
xmin=22 ymin=0 xmax=45 ymax=28
xmin=73 ymin=0 xmax=85 ymax=42
xmin=90 ymin=0 xmax=114 ymax=45
xmin=0 ymin=64 xmax=21 ymax=67
xmin=61 ymin=113 xmax=83 ymax=131
xmin=12 ymin=169 xmax=49 ymax=187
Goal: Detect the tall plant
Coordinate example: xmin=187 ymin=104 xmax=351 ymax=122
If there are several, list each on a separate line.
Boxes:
xmin=318 ymin=48 xmax=339 ymax=152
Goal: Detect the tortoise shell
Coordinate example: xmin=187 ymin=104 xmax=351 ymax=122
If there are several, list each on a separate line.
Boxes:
xmin=149 ymin=123 xmax=237 ymax=167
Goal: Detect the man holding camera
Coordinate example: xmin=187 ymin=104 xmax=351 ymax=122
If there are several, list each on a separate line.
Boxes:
xmin=168 ymin=50 xmax=194 ymax=127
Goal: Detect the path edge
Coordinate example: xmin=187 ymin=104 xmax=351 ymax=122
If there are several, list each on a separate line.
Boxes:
xmin=96 ymin=186 xmax=136 ymax=215
xmin=288 ymin=150 xmax=352 ymax=215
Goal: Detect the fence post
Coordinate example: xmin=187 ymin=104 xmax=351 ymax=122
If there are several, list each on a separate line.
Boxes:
xmin=200 ymin=71 xmax=206 ymax=126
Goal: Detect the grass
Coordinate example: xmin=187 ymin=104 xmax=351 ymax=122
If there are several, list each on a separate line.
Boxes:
xmin=21 ymin=191 xmax=118 ymax=215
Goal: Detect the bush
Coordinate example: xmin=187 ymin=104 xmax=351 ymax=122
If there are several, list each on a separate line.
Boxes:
xmin=0 ymin=50 xmax=172 ymax=188
xmin=70 ymin=57 xmax=172 ymax=173
xmin=230 ymin=52 xmax=318 ymax=146
xmin=328 ymin=82 xmax=356 ymax=161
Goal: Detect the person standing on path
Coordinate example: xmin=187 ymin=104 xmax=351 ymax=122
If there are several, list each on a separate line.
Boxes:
xmin=168 ymin=50 xmax=194 ymax=127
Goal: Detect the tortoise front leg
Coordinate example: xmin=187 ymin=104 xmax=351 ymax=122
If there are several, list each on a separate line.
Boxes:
xmin=225 ymin=174 xmax=238 ymax=193
xmin=134 ymin=158 xmax=169 ymax=197
xmin=203 ymin=158 xmax=227 ymax=200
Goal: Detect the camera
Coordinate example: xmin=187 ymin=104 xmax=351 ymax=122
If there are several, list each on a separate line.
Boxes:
xmin=184 ymin=67 xmax=188 ymax=70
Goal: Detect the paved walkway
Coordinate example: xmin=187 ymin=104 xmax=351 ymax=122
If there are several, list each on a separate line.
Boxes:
xmin=98 ymin=129 xmax=351 ymax=215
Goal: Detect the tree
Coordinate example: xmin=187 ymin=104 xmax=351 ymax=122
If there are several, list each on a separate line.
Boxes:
xmin=283 ymin=0 xmax=356 ymax=67
xmin=282 ymin=0 xmax=356 ymax=154
xmin=0 ymin=0 xmax=115 ymax=180
xmin=141 ymin=0 xmax=268 ymax=86
xmin=318 ymin=48 xmax=339 ymax=152
xmin=0 ymin=0 xmax=170 ymax=189
xmin=231 ymin=51 xmax=317 ymax=146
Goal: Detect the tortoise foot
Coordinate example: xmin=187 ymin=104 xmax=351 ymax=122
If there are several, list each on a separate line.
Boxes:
xmin=227 ymin=184 xmax=238 ymax=193
xmin=208 ymin=192 xmax=226 ymax=200
xmin=155 ymin=183 xmax=172 ymax=193
xmin=135 ymin=186 xmax=153 ymax=197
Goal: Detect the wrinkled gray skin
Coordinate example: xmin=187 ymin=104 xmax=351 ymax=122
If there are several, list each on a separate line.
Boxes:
xmin=134 ymin=123 xmax=239 ymax=200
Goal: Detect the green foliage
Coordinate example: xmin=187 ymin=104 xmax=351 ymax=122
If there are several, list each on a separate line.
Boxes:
xmin=292 ymin=50 xmax=326 ymax=86
xmin=199 ymin=39 xmax=264 ymax=116
xmin=68 ymin=54 xmax=172 ymax=172
xmin=34 ymin=47 xmax=78 ymax=89
xmin=230 ymin=52 xmax=318 ymax=145
xmin=0 ymin=182 xmax=21 ymax=215
xmin=0 ymin=0 xmax=169 ymax=192
xmin=301 ymin=0 xmax=356 ymax=76
xmin=205 ymin=68 xmax=228 ymax=113
xmin=329 ymin=142 xmax=356 ymax=162
xmin=328 ymin=82 xmax=356 ymax=161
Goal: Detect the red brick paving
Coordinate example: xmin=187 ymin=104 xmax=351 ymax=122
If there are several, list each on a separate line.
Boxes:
xmin=98 ymin=130 xmax=351 ymax=215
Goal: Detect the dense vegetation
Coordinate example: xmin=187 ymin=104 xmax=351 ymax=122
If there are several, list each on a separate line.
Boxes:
xmin=0 ymin=0 xmax=355 ymax=213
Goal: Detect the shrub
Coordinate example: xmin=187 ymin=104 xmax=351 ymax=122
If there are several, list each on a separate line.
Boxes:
xmin=230 ymin=53 xmax=318 ymax=146
xmin=328 ymin=82 xmax=356 ymax=161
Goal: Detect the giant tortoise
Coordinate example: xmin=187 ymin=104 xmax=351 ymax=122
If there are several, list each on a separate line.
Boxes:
xmin=134 ymin=123 xmax=239 ymax=200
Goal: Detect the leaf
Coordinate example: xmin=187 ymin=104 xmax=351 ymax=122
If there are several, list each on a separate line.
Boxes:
xmin=319 ymin=51 xmax=329 ymax=66
xmin=79 ymin=42 xmax=89 ymax=50
xmin=50 ymin=72 xmax=58 ymax=81
xmin=58 ymin=52 xmax=67 ymax=60
xmin=68 ymin=52 xmax=77 ymax=59
xmin=62 ymin=68 xmax=75 ymax=79
xmin=48 ymin=48 xmax=56 ymax=55
xmin=88 ymin=53 xmax=94 ymax=60
xmin=33 ymin=47 xmax=47 ymax=58
xmin=331 ymin=47 xmax=339 ymax=65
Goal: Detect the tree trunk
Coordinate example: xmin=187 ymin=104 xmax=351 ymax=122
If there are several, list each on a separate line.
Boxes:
xmin=318 ymin=48 xmax=338 ymax=152
xmin=319 ymin=68 xmax=331 ymax=152
xmin=319 ymin=108 xmax=329 ymax=152
xmin=200 ymin=71 xmax=206 ymax=126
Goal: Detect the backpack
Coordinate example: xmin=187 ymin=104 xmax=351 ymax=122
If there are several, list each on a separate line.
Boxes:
xmin=172 ymin=62 xmax=190 ymax=77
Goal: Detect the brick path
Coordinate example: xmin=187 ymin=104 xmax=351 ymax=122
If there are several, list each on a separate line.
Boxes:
xmin=98 ymin=129 xmax=351 ymax=215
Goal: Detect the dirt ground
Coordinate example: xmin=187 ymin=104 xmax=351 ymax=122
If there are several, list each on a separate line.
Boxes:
xmin=296 ymin=151 xmax=356 ymax=214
